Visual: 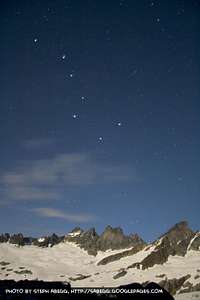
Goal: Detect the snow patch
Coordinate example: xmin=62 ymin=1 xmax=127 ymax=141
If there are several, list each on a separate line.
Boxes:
xmin=67 ymin=231 xmax=82 ymax=237
xmin=38 ymin=238 xmax=45 ymax=243
xmin=187 ymin=233 xmax=199 ymax=251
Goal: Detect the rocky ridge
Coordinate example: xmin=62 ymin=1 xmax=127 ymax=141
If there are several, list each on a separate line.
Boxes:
xmin=64 ymin=225 xmax=146 ymax=256
xmin=126 ymin=221 xmax=199 ymax=270
xmin=0 ymin=221 xmax=199 ymax=262
xmin=0 ymin=225 xmax=145 ymax=256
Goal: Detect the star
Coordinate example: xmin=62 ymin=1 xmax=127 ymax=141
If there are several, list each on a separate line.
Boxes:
xmin=117 ymin=122 xmax=122 ymax=126
xmin=62 ymin=54 xmax=66 ymax=60
xmin=69 ymin=73 xmax=74 ymax=78
xmin=98 ymin=136 xmax=103 ymax=142
xmin=119 ymin=0 xmax=125 ymax=6
xmin=156 ymin=18 xmax=160 ymax=22
xmin=43 ymin=15 xmax=49 ymax=22
xmin=72 ymin=114 xmax=77 ymax=119
xmin=81 ymin=96 xmax=85 ymax=100
xmin=34 ymin=38 xmax=38 ymax=43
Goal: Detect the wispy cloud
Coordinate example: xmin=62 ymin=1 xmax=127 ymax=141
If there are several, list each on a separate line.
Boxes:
xmin=0 ymin=152 xmax=136 ymax=202
xmin=31 ymin=207 xmax=95 ymax=223
xmin=23 ymin=138 xmax=55 ymax=149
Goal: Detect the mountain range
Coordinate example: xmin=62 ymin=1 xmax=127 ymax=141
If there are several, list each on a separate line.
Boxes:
xmin=0 ymin=221 xmax=199 ymax=299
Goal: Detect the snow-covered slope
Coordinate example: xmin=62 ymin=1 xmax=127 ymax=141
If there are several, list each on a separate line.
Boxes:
xmin=0 ymin=242 xmax=199 ymax=293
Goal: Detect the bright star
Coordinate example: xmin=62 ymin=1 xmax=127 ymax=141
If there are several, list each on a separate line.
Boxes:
xmin=72 ymin=114 xmax=77 ymax=119
xmin=98 ymin=136 xmax=103 ymax=141
xmin=62 ymin=54 xmax=66 ymax=60
xmin=117 ymin=122 xmax=122 ymax=126
xmin=34 ymin=38 xmax=38 ymax=43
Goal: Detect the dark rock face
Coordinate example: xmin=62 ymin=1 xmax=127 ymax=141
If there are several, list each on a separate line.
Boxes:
xmin=155 ymin=274 xmax=166 ymax=278
xmin=96 ymin=226 xmax=126 ymax=251
xmin=96 ymin=226 xmax=145 ymax=252
xmin=141 ymin=242 xmax=170 ymax=270
xmin=113 ymin=270 xmax=127 ymax=279
xmin=98 ymin=243 xmax=145 ymax=265
xmin=69 ymin=274 xmax=91 ymax=281
xmin=158 ymin=274 xmax=191 ymax=295
xmin=0 ymin=233 xmax=10 ymax=243
xmin=127 ymin=262 xmax=141 ymax=269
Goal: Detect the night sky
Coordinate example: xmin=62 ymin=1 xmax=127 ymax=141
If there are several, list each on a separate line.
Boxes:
xmin=0 ymin=0 xmax=199 ymax=242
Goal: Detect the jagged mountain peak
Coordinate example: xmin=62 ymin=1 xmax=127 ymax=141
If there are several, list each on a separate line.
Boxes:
xmin=100 ymin=225 xmax=124 ymax=238
xmin=103 ymin=225 xmax=123 ymax=233
xmin=130 ymin=221 xmax=199 ymax=271
xmin=96 ymin=225 xmax=145 ymax=253
xmin=163 ymin=221 xmax=194 ymax=239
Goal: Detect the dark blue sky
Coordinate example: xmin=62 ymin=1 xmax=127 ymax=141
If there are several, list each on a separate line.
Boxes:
xmin=0 ymin=0 xmax=199 ymax=242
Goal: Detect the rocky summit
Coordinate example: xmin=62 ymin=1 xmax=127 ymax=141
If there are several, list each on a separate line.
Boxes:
xmin=96 ymin=225 xmax=145 ymax=251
